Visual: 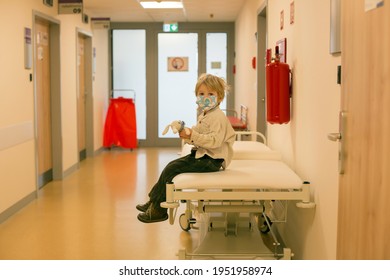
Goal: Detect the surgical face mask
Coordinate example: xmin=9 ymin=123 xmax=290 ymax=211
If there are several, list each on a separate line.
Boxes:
xmin=196 ymin=95 xmax=217 ymax=112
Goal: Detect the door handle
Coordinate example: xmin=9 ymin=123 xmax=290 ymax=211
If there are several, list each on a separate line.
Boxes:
xmin=328 ymin=111 xmax=347 ymax=174
xmin=327 ymin=133 xmax=341 ymax=141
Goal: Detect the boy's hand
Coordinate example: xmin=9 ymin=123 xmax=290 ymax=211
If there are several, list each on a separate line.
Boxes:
xmin=179 ymin=128 xmax=191 ymax=139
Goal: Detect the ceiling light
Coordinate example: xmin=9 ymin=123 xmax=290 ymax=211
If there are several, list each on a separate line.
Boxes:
xmin=139 ymin=1 xmax=183 ymax=9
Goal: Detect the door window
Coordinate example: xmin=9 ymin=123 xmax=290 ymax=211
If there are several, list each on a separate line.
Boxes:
xmin=206 ymin=33 xmax=227 ymax=110
xmin=158 ymin=33 xmax=199 ymax=138
xmin=112 ymin=29 xmax=146 ymax=140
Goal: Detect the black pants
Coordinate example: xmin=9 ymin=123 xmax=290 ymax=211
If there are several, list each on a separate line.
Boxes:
xmin=148 ymin=150 xmax=224 ymax=206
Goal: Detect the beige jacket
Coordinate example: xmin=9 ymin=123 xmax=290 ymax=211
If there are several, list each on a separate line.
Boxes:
xmin=189 ymin=106 xmax=236 ymax=169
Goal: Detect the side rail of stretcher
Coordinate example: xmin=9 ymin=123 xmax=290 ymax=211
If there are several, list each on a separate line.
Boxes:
xmin=161 ymin=181 xmax=315 ymax=225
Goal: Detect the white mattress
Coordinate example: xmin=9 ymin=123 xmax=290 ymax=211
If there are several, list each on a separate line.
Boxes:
xmin=173 ymin=159 xmax=302 ymax=190
xmin=181 ymin=142 xmax=282 ymax=160
xmin=232 ymin=141 xmax=282 ymax=160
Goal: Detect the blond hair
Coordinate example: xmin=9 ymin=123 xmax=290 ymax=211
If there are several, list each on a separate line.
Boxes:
xmin=195 ymin=73 xmax=229 ymax=102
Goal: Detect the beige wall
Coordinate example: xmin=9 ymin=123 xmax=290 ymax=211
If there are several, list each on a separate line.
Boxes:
xmin=0 ymin=1 xmax=36 ymax=213
xmin=0 ymin=1 xmax=108 ymax=216
xmin=235 ymin=0 xmax=341 ymax=259
xmin=234 ymin=0 xmax=259 ymax=131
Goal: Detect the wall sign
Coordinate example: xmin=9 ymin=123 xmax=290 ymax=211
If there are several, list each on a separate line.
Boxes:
xmin=290 ymin=1 xmax=295 ymax=25
xmin=58 ymin=0 xmax=83 ymax=14
xmin=24 ymin=28 xmax=32 ymax=69
xmin=91 ymin=17 xmax=111 ymax=29
xmin=163 ymin=23 xmax=179 ymax=32
xmin=280 ymin=10 xmax=284 ymax=30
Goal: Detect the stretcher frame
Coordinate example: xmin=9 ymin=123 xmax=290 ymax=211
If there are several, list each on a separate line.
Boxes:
xmin=161 ymin=131 xmax=315 ymax=259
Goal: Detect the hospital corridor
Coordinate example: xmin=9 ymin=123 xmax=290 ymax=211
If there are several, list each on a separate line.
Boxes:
xmin=0 ymin=147 xmax=279 ymax=260
xmin=1 ymin=0 xmax=390 ymax=262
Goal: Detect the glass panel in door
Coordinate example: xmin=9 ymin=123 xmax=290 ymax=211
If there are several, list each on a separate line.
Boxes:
xmin=112 ymin=29 xmax=146 ymax=140
xmin=206 ymin=33 xmax=227 ymax=110
xmin=158 ymin=33 xmax=199 ymax=139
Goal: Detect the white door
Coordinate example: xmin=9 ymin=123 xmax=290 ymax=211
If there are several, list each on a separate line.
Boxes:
xmin=157 ymin=33 xmax=199 ymax=143
xmin=111 ymin=25 xmax=232 ymax=147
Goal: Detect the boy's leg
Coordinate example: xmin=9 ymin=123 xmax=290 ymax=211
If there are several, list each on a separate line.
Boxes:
xmin=136 ymin=154 xmax=193 ymax=212
xmin=137 ymin=153 xmax=223 ymax=223
xmin=148 ymin=153 xmax=222 ymax=205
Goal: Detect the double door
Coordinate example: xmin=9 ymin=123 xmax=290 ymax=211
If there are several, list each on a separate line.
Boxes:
xmin=111 ymin=23 xmax=234 ymax=147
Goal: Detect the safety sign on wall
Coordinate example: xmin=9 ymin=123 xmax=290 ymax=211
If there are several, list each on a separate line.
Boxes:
xmin=163 ymin=23 xmax=179 ymax=32
xmin=167 ymin=57 xmax=189 ymax=72
xmin=58 ymin=0 xmax=83 ymax=14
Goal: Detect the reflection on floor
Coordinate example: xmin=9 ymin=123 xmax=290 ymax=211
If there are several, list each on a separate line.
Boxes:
xmin=0 ymin=147 xmax=276 ymax=260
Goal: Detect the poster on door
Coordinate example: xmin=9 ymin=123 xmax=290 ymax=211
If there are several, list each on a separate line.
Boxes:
xmin=167 ymin=57 xmax=189 ymax=72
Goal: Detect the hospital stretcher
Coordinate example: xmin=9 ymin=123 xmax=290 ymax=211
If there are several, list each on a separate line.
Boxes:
xmin=161 ymin=131 xmax=315 ymax=259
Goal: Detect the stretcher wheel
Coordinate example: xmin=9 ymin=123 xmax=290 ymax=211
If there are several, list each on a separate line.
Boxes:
xmin=260 ymin=224 xmax=271 ymax=233
xmin=259 ymin=215 xmax=273 ymax=234
xmin=179 ymin=214 xmax=191 ymax=231
xmin=259 ymin=222 xmax=271 ymax=233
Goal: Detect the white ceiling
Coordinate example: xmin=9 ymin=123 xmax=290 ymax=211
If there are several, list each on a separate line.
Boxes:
xmin=83 ymin=0 xmax=246 ymax=22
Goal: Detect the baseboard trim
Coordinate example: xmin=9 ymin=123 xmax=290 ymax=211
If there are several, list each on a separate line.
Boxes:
xmin=94 ymin=146 xmax=105 ymax=156
xmin=0 ymin=192 xmax=37 ymax=224
xmin=63 ymin=162 xmax=79 ymax=178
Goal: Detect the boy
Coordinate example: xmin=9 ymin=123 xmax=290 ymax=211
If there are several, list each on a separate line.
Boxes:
xmin=137 ymin=73 xmax=236 ymax=223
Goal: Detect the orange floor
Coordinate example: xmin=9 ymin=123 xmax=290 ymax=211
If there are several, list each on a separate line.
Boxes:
xmin=0 ymin=147 xmax=201 ymax=260
xmin=0 ymin=147 xmax=278 ymax=260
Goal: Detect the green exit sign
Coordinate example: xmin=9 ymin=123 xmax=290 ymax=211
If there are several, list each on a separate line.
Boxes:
xmin=163 ymin=23 xmax=179 ymax=32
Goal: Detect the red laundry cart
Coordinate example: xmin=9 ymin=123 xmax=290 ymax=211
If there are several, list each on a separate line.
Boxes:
xmin=103 ymin=97 xmax=137 ymax=149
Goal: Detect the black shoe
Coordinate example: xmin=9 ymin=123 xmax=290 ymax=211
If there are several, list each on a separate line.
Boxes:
xmin=137 ymin=203 xmax=168 ymax=223
xmin=136 ymin=201 xmax=152 ymax=212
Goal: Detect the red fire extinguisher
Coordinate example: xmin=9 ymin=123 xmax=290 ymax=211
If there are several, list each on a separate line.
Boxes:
xmin=266 ymin=46 xmax=291 ymax=124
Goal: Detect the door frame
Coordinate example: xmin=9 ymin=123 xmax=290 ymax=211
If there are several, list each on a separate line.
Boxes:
xmin=109 ymin=22 xmax=235 ymax=147
xmin=257 ymin=3 xmax=267 ymax=136
xmin=76 ymin=28 xmax=94 ymax=160
xmin=33 ymin=11 xmax=62 ymax=190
